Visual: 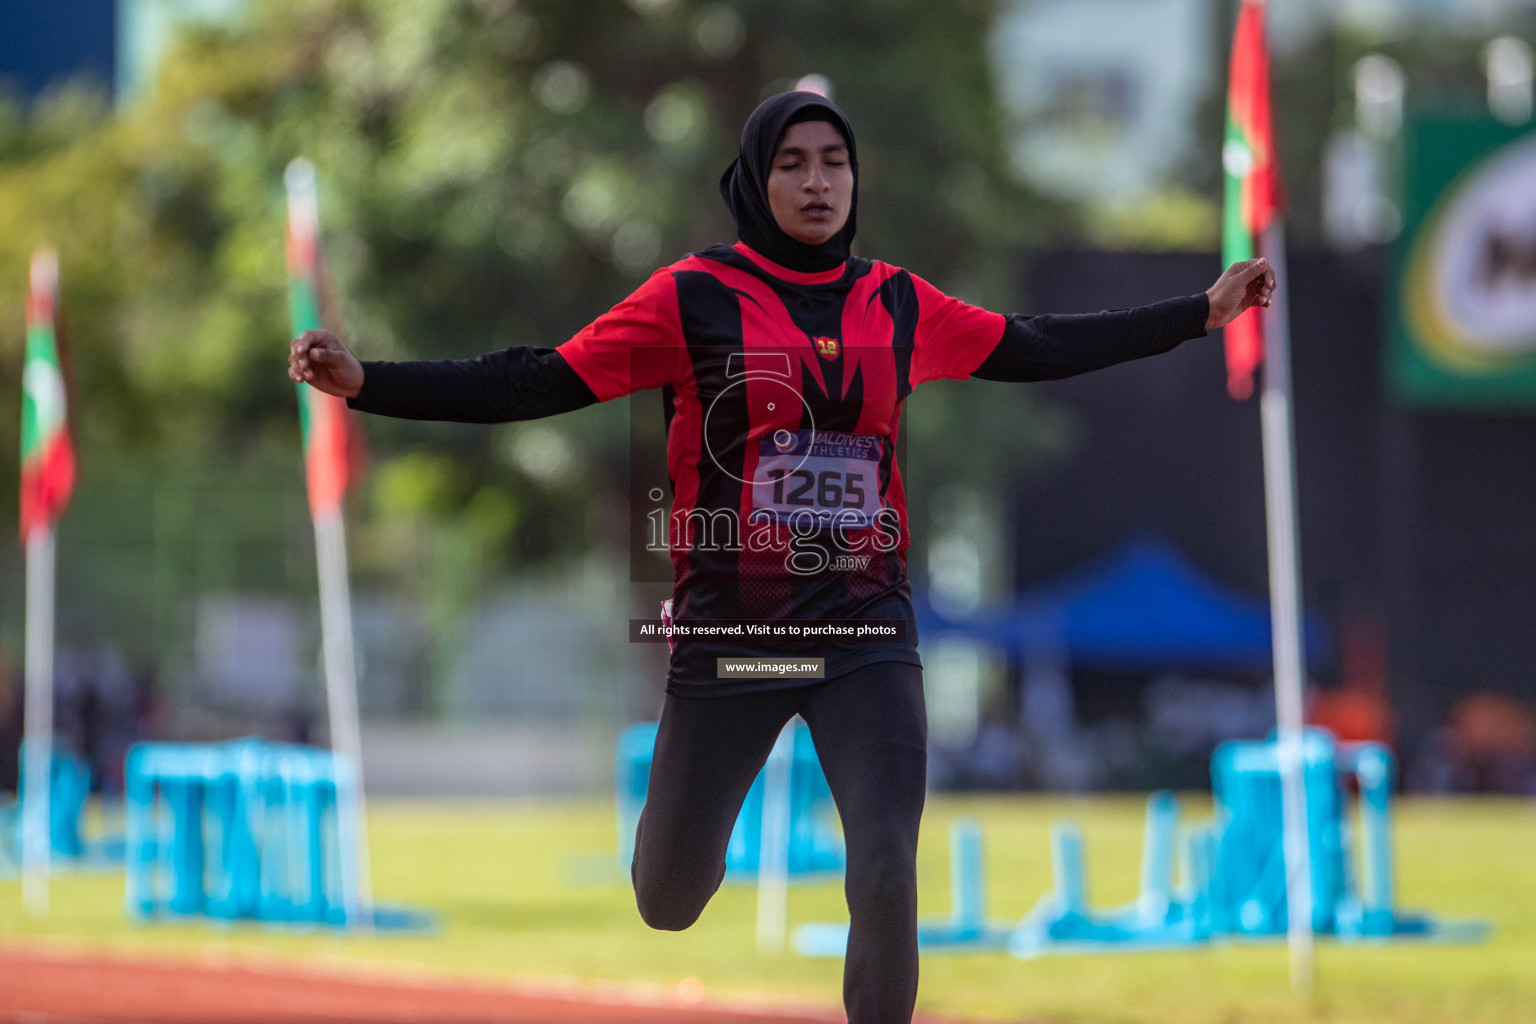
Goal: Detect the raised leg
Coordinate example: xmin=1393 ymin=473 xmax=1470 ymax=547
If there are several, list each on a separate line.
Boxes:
xmin=631 ymin=687 xmax=800 ymax=930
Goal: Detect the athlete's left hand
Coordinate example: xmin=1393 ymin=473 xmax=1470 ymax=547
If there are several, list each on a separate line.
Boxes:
xmin=1205 ymin=258 xmax=1276 ymax=330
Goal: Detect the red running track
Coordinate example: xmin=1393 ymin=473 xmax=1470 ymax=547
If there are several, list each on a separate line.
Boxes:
xmin=0 ymin=945 xmax=871 ymax=1024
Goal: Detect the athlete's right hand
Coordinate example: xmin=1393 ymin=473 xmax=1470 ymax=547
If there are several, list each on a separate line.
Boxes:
xmin=289 ymin=329 xmax=364 ymax=399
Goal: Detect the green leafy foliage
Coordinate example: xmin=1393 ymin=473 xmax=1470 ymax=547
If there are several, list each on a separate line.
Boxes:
xmin=0 ymin=0 xmax=1039 ymax=551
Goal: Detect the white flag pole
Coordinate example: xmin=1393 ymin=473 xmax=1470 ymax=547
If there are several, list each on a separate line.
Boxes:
xmin=314 ymin=507 xmax=373 ymax=925
xmin=1258 ymin=220 xmax=1315 ymax=992
xmin=285 ymin=158 xmax=373 ymax=927
xmin=755 ymin=721 xmax=794 ymax=954
xmin=21 ymin=525 xmax=57 ymax=916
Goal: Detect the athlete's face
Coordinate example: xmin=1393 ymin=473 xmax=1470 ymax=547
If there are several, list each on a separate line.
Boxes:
xmin=767 ymin=120 xmax=853 ymax=247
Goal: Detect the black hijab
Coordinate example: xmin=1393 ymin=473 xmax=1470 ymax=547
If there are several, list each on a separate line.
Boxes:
xmin=718 ymin=91 xmax=858 ymax=273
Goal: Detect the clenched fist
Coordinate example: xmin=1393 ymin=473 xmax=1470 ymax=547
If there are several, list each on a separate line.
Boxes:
xmin=1205 ymin=258 xmax=1277 ymax=330
xmin=289 ymin=329 xmax=364 ymax=399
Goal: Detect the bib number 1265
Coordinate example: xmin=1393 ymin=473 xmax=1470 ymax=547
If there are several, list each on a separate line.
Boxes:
xmin=752 ymin=430 xmax=884 ymax=528
xmin=765 ymin=467 xmax=867 ymax=510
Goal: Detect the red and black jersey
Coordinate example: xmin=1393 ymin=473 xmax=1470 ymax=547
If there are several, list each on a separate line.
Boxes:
xmin=350 ymin=241 xmax=1208 ymax=695
xmin=557 ymin=241 xmax=1010 ymax=691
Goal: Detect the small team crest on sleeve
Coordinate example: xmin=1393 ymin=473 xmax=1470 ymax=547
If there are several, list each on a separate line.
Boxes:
xmin=812 ymin=336 xmax=840 ymax=360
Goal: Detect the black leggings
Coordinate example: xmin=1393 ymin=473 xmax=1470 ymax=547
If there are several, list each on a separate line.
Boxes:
xmin=631 ymin=661 xmax=927 ymax=1024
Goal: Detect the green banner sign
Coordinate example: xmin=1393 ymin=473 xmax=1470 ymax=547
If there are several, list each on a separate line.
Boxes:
xmin=1389 ymin=116 xmax=1536 ymax=408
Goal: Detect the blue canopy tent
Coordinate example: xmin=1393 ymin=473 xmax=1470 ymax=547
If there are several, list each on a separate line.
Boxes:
xmin=918 ymin=536 xmax=1332 ymax=673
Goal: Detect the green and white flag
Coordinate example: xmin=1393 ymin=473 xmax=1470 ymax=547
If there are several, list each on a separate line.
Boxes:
xmin=20 ymin=247 xmax=74 ymax=543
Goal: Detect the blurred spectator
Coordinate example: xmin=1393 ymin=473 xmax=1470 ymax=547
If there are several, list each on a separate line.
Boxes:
xmin=132 ymin=665 xmax=161 ymax=743
xmin=54 ymin=641 xmax=136 ymax=795
xmin=1409 ymin=693 xmax=1536 ymax=794
xmin=1309 ymin=687 xmax=1394 ymax=744
xmin=1449 ymin=693 xmax=1536 ymax=794
xmin=1410 ymin=727 xmax=1476 ymax=793
xmin=1308 ymin=615 xmax=1395 ymax=745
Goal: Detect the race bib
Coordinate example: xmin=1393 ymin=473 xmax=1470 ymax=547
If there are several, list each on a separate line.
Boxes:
xmin=752 ymin=430 xmax=884 ymax=528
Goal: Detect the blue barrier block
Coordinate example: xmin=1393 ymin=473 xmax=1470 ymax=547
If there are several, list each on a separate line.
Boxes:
xmin=0 ymin=747 xmax=121 ymax=873
xmin=1001 ymin=733 xmax=1488 ymax=959
xmin=124 ymin=738 xmax=429 ymax=932
xmin=950 ymin=817 xmax=987 ymax=937
xmin=793 ymin=732 xmax=1489 ymax=963
xmin=1137 ymin=790 xmax=1178 ymax=922
xmin=1211 ymin=729 xmax=1346 ymax=936
xmin=1006 ymin=791 xmax=1211 ymax=958
xmin=1353 ymin=743 xmax=1396 ymax=936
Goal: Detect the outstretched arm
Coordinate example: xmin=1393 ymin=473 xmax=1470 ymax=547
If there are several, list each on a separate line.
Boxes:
xmin=970 ymin=257 xmax=1276 ymax=383
xmin=289 ymin=268 xmax=685 ymax=420
xmin=972 ymin=294 xmax=1208 ymax=382
xmin=907 ymin=259 xmax=1276 ymax=387
xmin=288 ymin=330 xmax=598 ymax=423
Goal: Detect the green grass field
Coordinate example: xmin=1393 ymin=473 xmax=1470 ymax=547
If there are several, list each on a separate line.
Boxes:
xmin=2 ymin=795 xmax=1532 ymax=1023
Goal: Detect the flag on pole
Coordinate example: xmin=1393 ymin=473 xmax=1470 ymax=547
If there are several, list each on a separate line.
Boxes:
xmin=1224 ymin=1 xmax=1316 ymax=989
xmin=20 ymin=248 xmax=74 ymax=543
xmin=1221 ymin=0 xmax=1282 ymax=401
xmin=284 ymin=157 xmax=374 ymax=924
xmin=285 ymin=159 xmax=363 ymax=516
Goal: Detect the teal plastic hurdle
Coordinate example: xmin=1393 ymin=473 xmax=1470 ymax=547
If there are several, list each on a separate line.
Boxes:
xmin=1014 ymin=732 xmax=1488 ymax=956
xmin=1209 ymin=729 xmax=1347 ymax=935
xmin=1006 ymin=790 xmax=1211 ymax=957
xmin=616 ymin=718 xmax=843 ymax=879
xmin=794 ymin=730 xmax=1487 ymax=961
xmin=1005 ymin=733 xmax=1487 ymax=956
xmin=0 ymin=746 xmax=123 ymax=874
xmin=1206 ymin=733 xmax=1486 ymax=942
xmin=124 ymin=739 xmax=430 ymax=931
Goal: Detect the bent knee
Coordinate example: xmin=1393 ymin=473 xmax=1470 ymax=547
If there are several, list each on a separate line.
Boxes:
xmin=632 ymin=858 xmax=720 ymax=931
xmin=635 ymin=887 xmax=708 ymax=931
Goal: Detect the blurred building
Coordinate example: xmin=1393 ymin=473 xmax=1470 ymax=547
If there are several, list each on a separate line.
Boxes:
xmin=988 ymin=0 xmax=1536 ymax=207
xmin=0 ymin=0 xmax=244 ymax=105
xmin=0 ymin=0 xmax=116 ymax=100
xmin=991 ymin=0 xmax=1215 ymax=202
xmin=115 ymin=0 xmax=247 ymax=105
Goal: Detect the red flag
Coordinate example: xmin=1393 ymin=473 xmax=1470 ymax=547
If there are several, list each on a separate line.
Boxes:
xmin=285 ymin=159 xmax=364 ymax=518
xmin=1221 ymin=0 xmax=1283 ymax=400
xmin=19 ymin=249 xmax=76 ymax=542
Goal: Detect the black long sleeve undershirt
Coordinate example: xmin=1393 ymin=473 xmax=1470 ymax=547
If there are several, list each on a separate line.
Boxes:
xmin=346 ymin=346 xmax=598 ymax=423
xmin=971 ymin=293 xmax=1210 ymax=382
xmin=345 ymin=293 xmax=1209 ymax=421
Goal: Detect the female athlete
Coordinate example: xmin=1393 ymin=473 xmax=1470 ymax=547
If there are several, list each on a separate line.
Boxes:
xmin=290 ymin=91 xmax=1274 ymax=1023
